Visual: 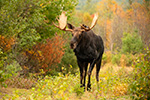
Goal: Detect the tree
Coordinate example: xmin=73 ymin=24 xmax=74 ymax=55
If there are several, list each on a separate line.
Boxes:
xmin=96 ymin=0 xmax=120 ymax=51
xmin=95 ymin=0 xmax=150 ymax=52
xmin=0 ymin=0 xmax=78 ymax=76
xmin=122 ymin=32 xmax=143 ymax=54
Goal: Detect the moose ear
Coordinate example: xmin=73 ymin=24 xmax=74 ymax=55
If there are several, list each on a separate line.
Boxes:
xmin=67 ymin=23 xmax=75 ymax=29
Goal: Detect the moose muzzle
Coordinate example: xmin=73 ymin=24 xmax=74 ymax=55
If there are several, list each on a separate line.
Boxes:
xmin=70 ymin=37 xmax=78 ymax=49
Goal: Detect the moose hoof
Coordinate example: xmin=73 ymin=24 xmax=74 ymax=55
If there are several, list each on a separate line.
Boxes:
xmin=87 ymin=84 xmax=91 ymax=91
xmin=80 ymin=84 xmax=85 ymax=91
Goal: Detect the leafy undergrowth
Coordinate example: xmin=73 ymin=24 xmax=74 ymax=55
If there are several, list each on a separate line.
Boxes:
xmin=1 ymin=63 xmax=133 ymax=100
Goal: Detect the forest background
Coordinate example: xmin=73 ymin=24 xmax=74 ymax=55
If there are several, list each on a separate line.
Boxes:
xmin=0 ymin=0 xmax=150 ymax=99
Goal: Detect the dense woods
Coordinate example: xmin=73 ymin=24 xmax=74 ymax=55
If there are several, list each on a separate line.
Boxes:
xmin=0 ymin=0 xmax=150 ymax=99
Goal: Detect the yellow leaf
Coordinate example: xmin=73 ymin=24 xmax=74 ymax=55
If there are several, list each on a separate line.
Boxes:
xmin=40 ymin=3 xmax=43 ymax=7
xmin=42 ymin=85 xmax=45 ymax=89
xmin=69 ymin=64 xmax=72 ymax=68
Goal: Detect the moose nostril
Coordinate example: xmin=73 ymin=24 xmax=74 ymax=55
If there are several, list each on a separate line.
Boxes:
xmin=70 ymin=43 xmax=75 ymax=49
xmin=71 ymin=43 xmax=74 ymax=47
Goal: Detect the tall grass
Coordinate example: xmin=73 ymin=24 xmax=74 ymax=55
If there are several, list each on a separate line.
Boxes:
xmin=2 ymin=63 xmax=133 ymax=100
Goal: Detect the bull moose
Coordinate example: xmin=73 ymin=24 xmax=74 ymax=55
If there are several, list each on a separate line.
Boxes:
xmin=53 ymin=12 xmax=104 ymax=91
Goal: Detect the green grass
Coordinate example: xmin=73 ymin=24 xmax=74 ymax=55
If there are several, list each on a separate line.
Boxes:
xmin=0 ymin=63 xmax=132 ymax=100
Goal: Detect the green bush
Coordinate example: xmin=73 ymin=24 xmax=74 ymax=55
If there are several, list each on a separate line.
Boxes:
xmin=58 ymin=43 xmax=78 ymax=74
xmin=125 ymin=54 xmax=135 ymax=66
xmin=102 ymin=51 xmax=135 ymax=66
xmin=0 ymin=60 xmax=22 ymax=87
xmin=128 ymin=48 xmax=150 ymax=100
xmin=5 ymin=61 xmax=22 ymax=77
xmin=0 ymin=69 xmax=5 ymax=87
xmin=111 ymin=53 xmax=121 ymax=65
xmin=122 ymin=32 xmax=143 ymax=54
xmin=102 ymin=53 xmax=107 ymax=65
xmin=0 ymin=49 xmax=7 ymax=87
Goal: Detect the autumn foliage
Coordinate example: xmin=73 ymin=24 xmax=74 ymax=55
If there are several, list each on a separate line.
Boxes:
xmin=0 ymin=35 xmax=15 ymax=52
xmin=24 ymin=34 xmax=65 ymax=74
xmin=78 ymin=0 xmax=149 ymax=52
xmin=39 ymin=34 xmax=65 ymax=73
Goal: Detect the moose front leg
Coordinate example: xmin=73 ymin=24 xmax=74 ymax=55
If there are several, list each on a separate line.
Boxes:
xmin=87 ymin=59 xmax=96 ymax=91
xmin=77 ymin=61 xmax=84 ymax=88
xmin=83 ymin=62 xmax=88 ymax=90
xmin=79 ymin=66 xmax=84 ymax=87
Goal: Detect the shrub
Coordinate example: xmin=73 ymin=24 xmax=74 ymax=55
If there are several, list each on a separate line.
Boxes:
xmin=125 ymin=54 xmax=136 ymax=66
xmin=104 ymin=51 xmax=112 ymax=64
xmin=111 ymin=53 xmax=135 ymax=67
xmin=2 ymin=61 xmax=36 ymax=89
xmin=111 ymin=53 xmax=121 ymax=65
xmin=20 ymin=34 xmax=65 ymax=75
xmin=0 ymin=68 xmax=6 ymax=87
xmin=128 ymin=48 xmax=150 ymax=100
xmin=0 ymin=35 xmax=15 ymax=53
xmin=5 ymin=61 xmax=22 ymax=77
xmin=0 ymin=60 xmax=23 ymax=87
xmin=122 ymin=32 xmax=143 ymax=54
xmin=102 ymin=53 xmax=107 ymax=65
xmin=58 ymin=43 xmax=78 ymax=74
xmin=0 ymin=49 xmax=5 ymax=86
xmin=39 ymin=34 xmax=65 ymax=74
xmin=0 ymin=35 xmax=15 ymax=86
xmin=103 ymin=51 xmax=135 ymax=66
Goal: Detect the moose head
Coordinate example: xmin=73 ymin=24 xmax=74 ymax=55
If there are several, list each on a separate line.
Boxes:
xmin=53 ymin=12 xmax=98 ymax=49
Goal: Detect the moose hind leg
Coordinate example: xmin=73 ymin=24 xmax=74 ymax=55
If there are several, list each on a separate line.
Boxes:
xmin=87 ymin=60 xmax=96 ymax=91
xmin=96 ymin=57 xmax=102 ymax=82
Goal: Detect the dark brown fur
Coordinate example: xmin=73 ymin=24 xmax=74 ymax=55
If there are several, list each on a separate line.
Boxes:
xmin=68 ymin=24 xmax=104 ymax=91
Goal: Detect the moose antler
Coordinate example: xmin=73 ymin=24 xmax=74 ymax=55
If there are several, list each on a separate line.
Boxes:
xmin=81 ymin=12 xmax=98 ymax=31
xmin=53 ymin=12 xmax=73 ymax=32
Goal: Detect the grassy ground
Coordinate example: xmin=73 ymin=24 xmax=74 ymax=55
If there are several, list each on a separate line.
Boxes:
xmin=0 ymin=63 xmax=133 ymax=100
